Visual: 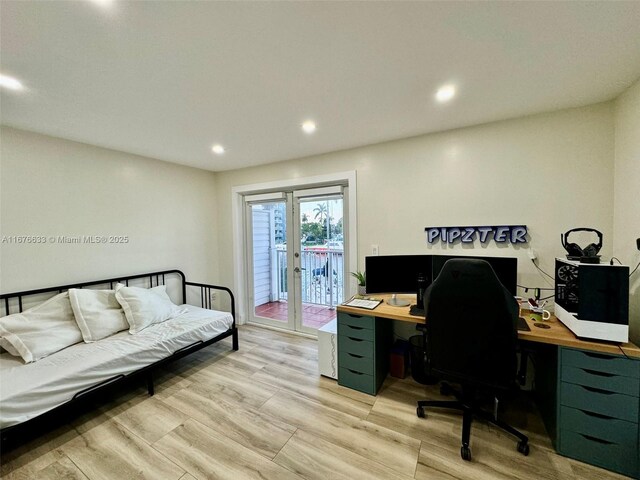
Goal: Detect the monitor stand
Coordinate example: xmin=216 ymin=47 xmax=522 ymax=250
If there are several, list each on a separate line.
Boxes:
xmin=387 ymin=294 xmax=411 ymax=307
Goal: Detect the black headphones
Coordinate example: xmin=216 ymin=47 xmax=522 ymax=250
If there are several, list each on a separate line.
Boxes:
xmin=561 ymin=228 xmax=603 ymax=258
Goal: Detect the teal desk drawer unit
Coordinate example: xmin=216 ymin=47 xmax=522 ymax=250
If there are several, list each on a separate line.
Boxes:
xmin=337 ymin=312 xmax=391 ymax=395
xmin=557 ymin=347 xmax=640 ymax=478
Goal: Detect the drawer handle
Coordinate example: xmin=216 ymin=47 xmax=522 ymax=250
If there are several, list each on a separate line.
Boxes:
xmin=347 ymin=325 xmax=364 ymax=331
xmin=348 ymin=337 xmax=363 ymax=342
xmin=580 ymin=385 xmax=615 ymax=395
xmin=579 ymin=433 xmax=615 ymax=446
xmin=583 ymin=352 xmax=615 ymax=361
xmin=578 ymin=409 xmax=614 ymax=420
xmin=347 ymin=369 xmax=364 ymax=376
xmin=347 ymin=353 xmax=364 ymax=359
xmin=581 ymin=368 xmax=615 ymax=378
xmin=348 ymin=314 xmax=363 ymax=319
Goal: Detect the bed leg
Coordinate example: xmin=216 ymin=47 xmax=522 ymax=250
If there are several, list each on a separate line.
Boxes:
xmin=147 ymin=373 xmax=155 ymax=396
xmin=232 ymin=327 xmax=239 ymax=351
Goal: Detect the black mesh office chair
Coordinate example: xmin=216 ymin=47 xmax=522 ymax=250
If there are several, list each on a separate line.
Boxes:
xmin=416 ymin=258 xmax=529 ymax=461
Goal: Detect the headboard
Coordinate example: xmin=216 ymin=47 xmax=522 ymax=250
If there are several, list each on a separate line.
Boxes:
xmin=0 ymin=270 xmax=235 ymax=324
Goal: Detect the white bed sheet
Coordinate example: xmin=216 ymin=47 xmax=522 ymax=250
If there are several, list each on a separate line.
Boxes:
xmin=0 ymin=305 xmax=233 ymax=429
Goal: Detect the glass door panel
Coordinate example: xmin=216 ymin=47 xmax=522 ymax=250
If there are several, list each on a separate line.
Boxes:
xmin=246 ymin=200 xmax=293 ymax=329
xmin=295 ymin=196 xmax=344 ymax=334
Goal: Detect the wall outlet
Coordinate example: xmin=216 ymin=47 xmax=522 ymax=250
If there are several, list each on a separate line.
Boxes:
xmin=372 ymin=244 xmax=379 ymax=256
xmin=210 ymin=292 xmax=216 ymax=303
xmin=528 ymin=248 xmax=537 ymax=261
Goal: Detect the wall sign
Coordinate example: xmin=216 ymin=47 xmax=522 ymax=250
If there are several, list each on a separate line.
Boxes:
xmin=425 ymin=225 xmax=528 ymax=245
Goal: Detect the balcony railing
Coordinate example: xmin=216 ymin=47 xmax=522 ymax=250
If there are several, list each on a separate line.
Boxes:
xmin=275 ymin=248 xmax=344 ymax=307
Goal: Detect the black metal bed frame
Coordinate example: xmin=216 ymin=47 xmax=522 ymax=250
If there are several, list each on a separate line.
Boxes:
xmin=0 ymin=269 xmax=238 ymax=449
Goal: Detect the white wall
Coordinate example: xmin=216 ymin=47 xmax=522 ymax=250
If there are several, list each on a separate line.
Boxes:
xmin=215 ymin=103 xmax=615 ymax=308
xmin=1 ymin=100 xmax=623 ymax=335
xmin=0 ymin=127 xmax=219 ymax=293
xmin=614 ymin=79 xmax=640 ymax=344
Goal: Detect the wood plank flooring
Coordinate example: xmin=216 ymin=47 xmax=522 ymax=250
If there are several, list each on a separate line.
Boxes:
xmin=0 ymin=324 xmax=630 ymax=480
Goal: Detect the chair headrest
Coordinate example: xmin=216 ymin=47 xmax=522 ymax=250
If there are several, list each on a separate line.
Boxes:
xmin=434 ymin=258 xmax=500 ymax=286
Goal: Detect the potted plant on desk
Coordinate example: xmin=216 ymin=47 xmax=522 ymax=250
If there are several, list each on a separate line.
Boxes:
xmin=351 ymin=271 xmax=366 ymax=296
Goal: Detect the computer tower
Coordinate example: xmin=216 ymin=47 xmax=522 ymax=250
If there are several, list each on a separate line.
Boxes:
xmin=554 ymin=258 xmax=629 ymax=342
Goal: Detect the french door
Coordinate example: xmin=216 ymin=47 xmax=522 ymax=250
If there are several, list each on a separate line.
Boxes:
xmin=245 ymin=186 xmax=346 ymax=335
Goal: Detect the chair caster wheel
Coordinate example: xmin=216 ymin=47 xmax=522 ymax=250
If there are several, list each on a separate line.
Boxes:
xmin=517 ymin=441 xmax=530 ymax=456
xmin=460 ymin=446 xmax=472 ymax=461
xmin=416 ymin=406 xmax=425 ymax=418
xmin=440 ymin=383 xmax=452 ymax=396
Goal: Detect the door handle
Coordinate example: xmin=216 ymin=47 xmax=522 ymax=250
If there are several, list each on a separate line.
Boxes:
xmin=293 ymin=267 xmax=301 ymax=273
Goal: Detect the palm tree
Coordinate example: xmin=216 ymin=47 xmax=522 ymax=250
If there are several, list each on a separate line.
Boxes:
xmin=301 ymin=213 xmax=308 ymax=223
xmin=313 ymin=203 xmax=327 ymax=223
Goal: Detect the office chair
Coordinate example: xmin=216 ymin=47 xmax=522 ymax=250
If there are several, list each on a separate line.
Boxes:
xmin=416 ymin=258 xmax=529 ymax=461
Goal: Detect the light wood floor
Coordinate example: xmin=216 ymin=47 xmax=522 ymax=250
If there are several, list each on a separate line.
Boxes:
xmin=0 ymin=325 xmax=629 ymax=480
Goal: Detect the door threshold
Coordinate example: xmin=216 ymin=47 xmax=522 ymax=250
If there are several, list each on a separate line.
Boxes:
xmin=246 ymin=322 xmax=317 ymax=339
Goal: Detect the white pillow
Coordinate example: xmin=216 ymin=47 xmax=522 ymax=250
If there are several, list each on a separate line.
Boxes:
xmin=0 ymin=338 xmax=20 ymax=356
xmin=69 ymin=288 xmax=129 ymax=342
xmin=115 ymin=284 xmax=179 ymax=334
xmin=0 ymin=292 xmax=83 ymax=363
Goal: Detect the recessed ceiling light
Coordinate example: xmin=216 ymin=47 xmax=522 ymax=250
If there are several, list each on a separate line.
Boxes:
xmin=0 ymin=74 xmax=24 ymax=91
xmin=302 ymin=121 xmax=317 ymax=134
xmin=435 ymin=84 xmax=456 ymax=103
xmin=89 ymin=0 xmax=114 ymax=7
xmin=211 ymin=144 xmax=225 ymax=155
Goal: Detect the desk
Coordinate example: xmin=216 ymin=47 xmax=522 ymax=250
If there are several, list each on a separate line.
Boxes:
xmin=336 ymin=293 xmax=640 ymax=478
xmin=338 ymin=293 xmax=640 ymax=357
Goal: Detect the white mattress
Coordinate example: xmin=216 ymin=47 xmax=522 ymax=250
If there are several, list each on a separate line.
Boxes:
xmin=0 ymin=305 xmax=233 ymax=429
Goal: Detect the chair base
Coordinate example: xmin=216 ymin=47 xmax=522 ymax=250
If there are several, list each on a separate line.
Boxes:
xmin=417 ymin=384 xmax=529 ymax=461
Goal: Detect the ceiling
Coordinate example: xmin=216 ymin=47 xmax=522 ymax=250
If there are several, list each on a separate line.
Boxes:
xmin=1 ymin=1 xmax=640 ymax=172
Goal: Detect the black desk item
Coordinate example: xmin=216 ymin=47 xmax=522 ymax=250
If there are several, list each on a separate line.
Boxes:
xmin=561 ymin=227 xmax=602 ymax=263
xmin=517 ymin=316 xmax=531 ymax=332
xmin=416 ymin=258 xmax=529 ymax=461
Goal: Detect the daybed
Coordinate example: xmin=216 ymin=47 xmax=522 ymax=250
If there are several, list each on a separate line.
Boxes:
xmin=0 ymin=269 xmax=237 ymax=448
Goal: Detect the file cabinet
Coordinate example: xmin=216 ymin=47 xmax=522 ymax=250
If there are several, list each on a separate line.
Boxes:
xmin=557 ymin=347 xmax=640 ymax=478
xmin=337 ymin=312 xmax=391 ymax=395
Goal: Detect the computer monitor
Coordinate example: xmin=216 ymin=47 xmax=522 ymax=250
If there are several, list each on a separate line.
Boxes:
xmin=431 ymin=255 xmax=518 ymax=295
xmin=365 ymin=255 xmax=433 ymax=294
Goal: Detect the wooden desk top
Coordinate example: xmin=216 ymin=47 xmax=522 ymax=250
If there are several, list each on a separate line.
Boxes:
xmin=337 ymin=293 xmax=640 ymax=359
